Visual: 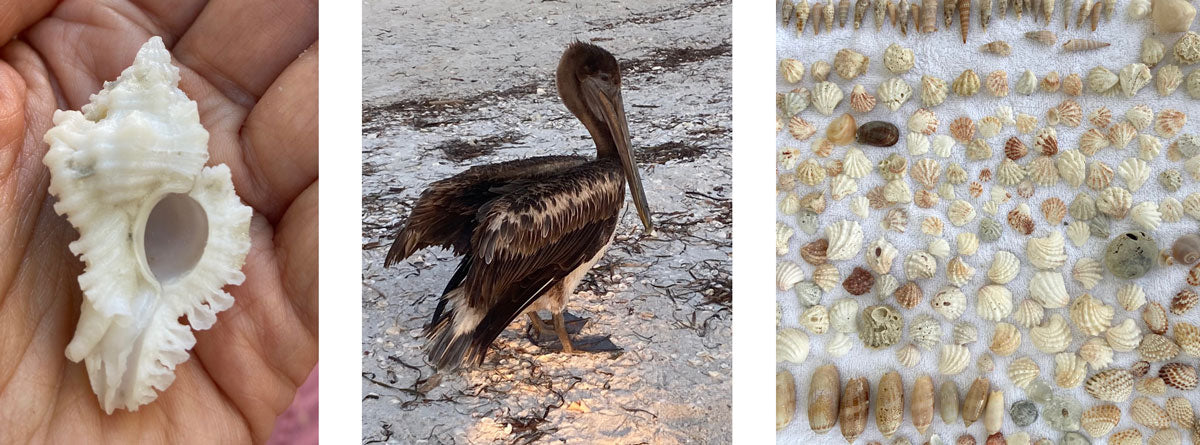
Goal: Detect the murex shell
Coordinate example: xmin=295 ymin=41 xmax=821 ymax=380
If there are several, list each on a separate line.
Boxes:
xmin=42 ymin=37 xmax=253 ymax=414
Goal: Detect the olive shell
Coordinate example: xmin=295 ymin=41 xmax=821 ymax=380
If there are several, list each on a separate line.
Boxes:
xmin=777 ymin=370 xmax=797 ymax=430
xmin=856 ymin=121 xmax=901 ymax=147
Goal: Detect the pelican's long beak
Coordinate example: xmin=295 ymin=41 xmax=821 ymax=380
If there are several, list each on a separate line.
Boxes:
xmin=582 ymin=76 xmax=653 ymax=232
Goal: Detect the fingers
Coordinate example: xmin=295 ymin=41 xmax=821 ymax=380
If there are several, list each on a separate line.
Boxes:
xmin=0 ymin=59 xmax=26 ymax=181
xmin=0 ymin=0 xmax=56 ymax=43
xmin=173 ymin=0 xmax=317 ymax=108
xmin=274 ymin=181 xmax=319 ymax=331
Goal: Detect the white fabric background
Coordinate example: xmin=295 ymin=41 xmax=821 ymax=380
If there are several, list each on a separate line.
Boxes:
xmin=776 ymin=4 xmax=1200 ymax=445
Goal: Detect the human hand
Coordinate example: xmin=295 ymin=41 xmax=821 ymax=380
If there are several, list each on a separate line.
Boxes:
xmin=0 ymin=1 xmax=317 ymax=442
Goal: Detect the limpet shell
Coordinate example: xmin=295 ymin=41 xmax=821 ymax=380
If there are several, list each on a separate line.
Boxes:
xmin=777 ymin=328 xmax=811 ymax=363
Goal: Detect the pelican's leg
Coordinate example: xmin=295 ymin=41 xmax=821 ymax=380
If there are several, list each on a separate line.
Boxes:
xmin=552 ymin=311 xmax=577 ymax=353
xmin=527 ymin=313 xmax=550 ymax=337
xmin=552 ymin=311 xmax=622 ymax=354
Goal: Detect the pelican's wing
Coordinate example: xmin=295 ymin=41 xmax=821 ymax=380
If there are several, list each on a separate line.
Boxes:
xmin=383 ymin=155 xmax=588 ymax=267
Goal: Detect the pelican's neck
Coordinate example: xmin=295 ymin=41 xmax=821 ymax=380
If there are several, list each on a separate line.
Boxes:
xmin=556 ymin=71 xmax=618 ymax=160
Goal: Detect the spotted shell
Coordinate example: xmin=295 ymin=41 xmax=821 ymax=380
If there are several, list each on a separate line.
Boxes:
xmin=1080 ymin=337 xmax=1114 ymax=369
xmin=1070 ymin=293 xmax=1115 ymax=336
xmin=1086 ymin=368 xmax=1135 ymax=402
xmin=1160 ymin=362 xmax=1198 ymax=390
xmin=939 ymin=344 xmax=971 ymax=375
xmin=977 ymin=284 xmax=1013 ymax=321
xmin=931 ymin=287 xmax=967 ymax=320
xmin=1176 ymin=322 xmax=1200 ymax=357
xmin=1110 ymin=429 xmax=1144 ymax=445
xmin=1007 ymin=356 xmax=1040 ymax=389
xmin=910 ymin=314 xmax=943 ymax=350
xmin=1081 ymin=404 xmax=1121 ymax=438
xmin=989 ymin=322 xmax=1021 ymax=356
xmin=1106 ymin=318 xmax=1143 ymax=352
xmin=905 ymin=250 xmax=937 ymax=280
xmin=1027 ymin=231 xmax=1067 ymax=270
xmin=800 ymin=305 xmax=831 ymax=334
xmin=1165 ymin=397 xmax=1194 ymax=430
xmin=1172 ymin=289 xmax=1198 ymax=315
xmin=1132 ymin=396 xmax=1172 ymax=429
xmin=825 ymin=219 xmax=864 ymax=261
xmin=1139 ymin=333 xmax=1180 ymax=362
xmin=988 ymin=251 xmax=1020 ymax=284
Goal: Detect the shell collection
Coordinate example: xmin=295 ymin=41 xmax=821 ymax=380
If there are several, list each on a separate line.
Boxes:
xmin=779 ymin=2 xmax=1200 ymax=443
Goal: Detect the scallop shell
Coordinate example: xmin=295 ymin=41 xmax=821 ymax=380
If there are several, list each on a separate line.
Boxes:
xmin=977 ymin=284 xmax=1013 ymax=321
xmin=826 ymin=332 xmax=853 ymax=357
xmin=1131 ymin=397 xmax=1171 ymax=429
xmin=1007 ymin=203 xmax=1035 ymax=235
xmin=989 ymin=322 xmax=1021 ymax=356
xmin=1160 ymin=362 xmax=1198 ymax=390
xmin=1109 ymin=122 xmax=1138 ymax=151
xmin=1031 ymin=314 xmax=1071 ymax=353
xmin=931 ymin=287 xmax=967 ymax=320
xmin=777 ymin=328 xmax=811 ymax=363
xmin=1027 ymin=231 xmax=1067 ymax=270
xmin=939 ymin=344 xmax=971 ymax=375
xmin=777 ymin=223 xmax=795 ymax=256
xmin=1106 ymin=318 xmax=1143 ymax=352
xmin=953 ymin=69 xmax=981 ymax=96
xmin=1086 ymin=161 xmax=1114 ymax=191
xmin=1086 ymin=66 xmax=1119 ymax=93
xmin=1066 ymin=221 xmax=1089 ymax=246
xmin=931 ymin=134 xmax=954 ymax=158
xmin=1158 ymin=64 xmax=1184 ymax=96
xmin=878 ymin=78 xmax=912 ymax=111
xmin=1016 ymin=112 xmax=1038 ymax=133
xmin=1063 ymin=72 xmax=1083 ymax=96
xmin=1057 ymin=150 xmax=1086 ymax=187
xmin=1080 ymin=337 xmax=1114 ymax=369
xmin=883 ymin=208 xmax=909 ymax=232
xmin=1148 ymin=429 xmax=1182 ymax=445
xmin=799 ymin=305 xmax=831 ymax=335
xmin=789 ymin=115 xmax=818 ymax=141
xmin=1131 ymin=201 xmax=1162 ymax=230
xmin=1012 ymin=299 xmax=1044 ymax=329
xmin=1035 ymin=126 xmax=1059 ymax=156
xmin=947 ymin=200 xmax=976 ymax=227
xmin=1079 ymin=128 xmax=1110 ymax=156
xmin=908 ymin=108 xmax=939 ymax=135
xmin=778 ymin=261 xmax=806 ymax=291
xmin=897 ymin=343 xmax=922 ymax=367
xmin=1118 ymin=63 xmax=1152 ymax=97
xmin=986 ymin=70 xmax=1010 ymax=97
xmin=1070 ymin=293 xmax=1115 ymax=336
xmin=780 ymin=58 xmax=805 ymax=83
xmin=1040 ymin=198 xmax=1067 ymax=226
xmin=1048 ymin=100 xmax=1083 ymax=127
xmin=949 ymin=116 xmax=976 ymax=143
xmin=952 ymin=321 xmax=978 ymax=345
xmin=1081 ymin=404 xmax=1121 ymax=438
xmin=1004 ymin=136 xmax=1029 ymax=160
xmin=978 ymin=116 xmax=1003 ymax=139
xmin=1089 ymin=106 xmax=1113 ymax=128
xmin=1027 ymin=156 xmax=1059 ymax=186
xmin=825 ymin=219 xmax=864 ymax=261
xmin=812 ymin=263 xmax=840 ymax=291
xmin=921 ymin=216 xmax=945 ymax=236
xmin=1139 ymin=134 xmax=1162 ymax=161
xmin=1016 ymin=70 xmax=1037 ymax=95
xmin=1054 ymin=353 xmax=1088 ymax=388
xmin=884 ymin=179 xmax=912 ymax=204
xmin=1117 ymin=158 xmax=1149 ymax=192
xmin=988 ymin=251 xmax=1020 ymax=284
xmin=826 ymin=298 xmax=859 ymax=334
xmin=910 ymin=314 xmax=943 ymax=350
xmin=848 ymin=84 xmax=877 ymax=113
xmin=966 ymin=138 xmax=992 ymax=160
xmin=1097 ymin=187 xmax=1132 ymax=219
xmin=1139 ymin=333 xmax=1180 ymax=362
xmin=811 ymin=81 xmax=844 ymax=116
xmin=946 ymin=256 xmax=975 ymax=287
xmin=1155 ymin=109 xmax=1186 ymax=138
xmin=1008 ymin=357 xmax=1040 ymax=388
xmin=905 ymin=250 xmax=937 ymax=280
xmin=1041 ymin=71 xmax=1062 ymax=93
xmin=1086 ymin=368 xmax=1135 ymax=402
xmin=916 ymin=76 xmax=949 ymax=108
xmin=1160 ymin=197 xmax=1183 ymax=222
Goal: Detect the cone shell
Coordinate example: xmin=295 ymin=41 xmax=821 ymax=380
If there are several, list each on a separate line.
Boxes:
xmin=962 ymin=377 xmax=989 ymax=426
xmin=808 ymin=364 xmax=840 ymax=433
xmin=839 ymin=377 xmax=870 ymax=442
xmin=911 ymin=375 xmax=934 ymax=434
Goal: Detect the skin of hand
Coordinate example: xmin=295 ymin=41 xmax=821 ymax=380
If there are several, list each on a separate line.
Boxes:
xmin=0 ymin=1 xmax=318 ymax=443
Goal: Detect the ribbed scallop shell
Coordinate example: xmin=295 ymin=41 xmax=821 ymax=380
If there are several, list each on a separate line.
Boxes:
xmin=966 ymin=138 xmax=992 ymax=160
xmin=883 ymin=208 xmax=909 ymax=233
xmin=989 ymin=322 xmax=1021 ymax=356
xmin=1063 ymin=72 xmax=1084 ymax=96
xmin=1097 ymin=187 xmax=1132 ymax=219
xmin=939 ymin=344 xmax=971 ymax=375
xmin=1052 ymin=99 xmax=1084 ymax=127
xmin=897 ymin=343 xmax=922 ymax=367
xmin=1066 ymin=221 xmax=1090 ymax=246
xmin=1055 ymin=353 xmax=1088 ymax=388
xmin=952 ymin=321 xmax=978 ymax=345
xmin=825 ymin=219 xmax=864 ymax=261
xmin=1118 ymin=63 xmax=1151 ymax=97
xmin=826 ymin=332 xmax=853 ymax=357
xmin=1081 ymin=404 xmax=1121 ymax=438
xmin=995 ymin=158 xmax=1025 ymax=186
xmin=1071 ymin=293 xmax=1115 ymax=336
xmin=986 ymin=70 xmax=1010 ymax=97
xmin=883 ymin=179 xmax=912 ymax=204
xmin=1086 ymin=368 xmax=1135 ymax=402
xmin=946 ymin=163 xmax=968 ymax=184
xmin=910 ymin=314 xmax=943 ymax=350
xmin=1109 ymin=121 xmax=1138 ymax=150
xmin=1118 ymin=283 xmax=1147 ymax=311
xmin=1148 ymin=428 xmax=1182 ymax=445
xmin=1080 ymin=337 xmax=1114 ymax=369
xmin=920 ymin=75 xmax=948 ymax=107
xmin=978 ymin=116 xmax=1003 ymax=139
xmin=896 ymin=281 xmax=923 ymax=309
xmin=1079 ymin=127 xmax=1111 ymax=155
xmin=1161 ymin=197 xmax=1183 ymax=222
xmin=1007 ymin=203 xmax=1035 ymax=235
xmin=1131 ymin=201 xmax=1162 ymax=230
xmin=1176 ymin=322 xmax=1200 ymax=357
xmin=907 ymin=131 xmax=930 ymax=156
xmin=1057 ymin=149 xmax=1086 ymax=187
xmin=1041 ymin=198 xmax=1067 ymax=225
xmin=811 ymin=263 xmax=840 ymax=291
xmin=1012 ymin=299 xmax=1044 ymax=329
xmin=908 ymin=108 xmax=939 ymax=135
xmin=1028 ymin=231 xmax=1067 ymax=270
xmin=1016 ymin=112 xmax=1038 ymax=133
xmin=953 ymin=69 xmax=981 ymax=96
xmin=777 ymin=261 xmax=806 ymax=291
xmin=1089 ymin=106 xmax=1113 ymax=128
xmin=921 ymin=217 xmax=944 ymax=237
xmin=1007 ymin=356 xmax=1040 ymax=389
xmin=1106 ymin=318 xmax=1143 ymax=352
xmin=905 ymin=250 xmax=937 ymax=280
xmin=949 ymin=116 xmax=976 ymax=142
xmin=1071 ymin=258 xmax=1103 ymax=289
xmin=988 ymin=251 xmax=1020 ymax=284
xmin=1139 ymin=134 xmax=1162 ymax=160
xmin=1155 ymin=109 xmax=1186 ymax=138
xmin=1118 ymin=158 xmax=1150 ymax=191
xmin=911 ymin=158 xmax=942 ymax=190
xmin=977 ymin=285 xmax=1013 ymax=321
xmin=931 ymin=287 xmax=967 ymax=320
xmin=957 ymin=232 xmax=979 ymax=256
xmin=1132 ymin=397 xmax=1171 ymax=429
xmin=789 ymin=116 xmax=817 ymax=141
xmin=811 ymin=81 xmax=844 ymax=116
xmin=825 ymin=299 xmax=859 ymax=335
xmin=796 ymin=159 xmax=827 ymax=186
xmin=1157 ymin=64 xmax=1183 ymax=96
xmin=947 ymin=200 xmax=976 ymax=227
xmin=878 ymin=77 xmax=912 ymax=111
xmin=799 ymin=305 xmax=830 ymax=334
xmin=776 ymin=223 xmax=794 ymax=256
xmin=1028 ymin=156 xmax=1060 ymax=186
xmin=1139 ymin=333 xmax=1180 ymax=362
xmin=928 ymin=239 xmax=950 ymax=260
xmin=1126 ymin=104 xmax=1154 ymax=130
xmin=946 ymin=256 xmax=975 ymax=287
xmin=777 ymin=328 xmax=811 ymax=363
xmin=932 ymin=134 xmax=954 ymax=158
xmin=1031 ymin=314 xmax=1071 ymax=353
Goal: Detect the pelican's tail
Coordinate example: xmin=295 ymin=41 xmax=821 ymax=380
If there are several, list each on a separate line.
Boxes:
xmin=425 ymin=290 xmax=487 ymax=370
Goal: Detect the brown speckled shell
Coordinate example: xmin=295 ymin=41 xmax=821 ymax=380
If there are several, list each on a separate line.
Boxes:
xmin=1130 ymin=360 xmax=1152 ymax=377
xmin=911 ymin=375 xmax=934 ymax=435
xmin=1131 ymin=396 xmax=1171 ymax=429
xmin=1175 ymin=322 xmax=1200 ymax=357
xmin=984 ymin=432 xmax=1005 ymax=445
xmin=1159 ymin=362 xmax=1198 ymax=390
xmin=957 ymin=435 xmax=977 ymax=445
xmin=1086 ymin=368 xmax=1135 ymax=401
xmin=1165 ymin=396 xmax=1194 ymax=430
xmin=808 ymin=364 xmax=840 ymax=433
xmin=843 ymin=267 xmax=876 ymax=295
xmin=1171 ymin=289 xmax=1198 ymax=315
xmin=950 ymin=116 xmax=976 ymax=142
xmin=877 ymin=371 xmax=904 ymax=438
xmin=896 ymin=281 xmax=923 ymax=309
xmin=839 ymin=377 xmax=870 ymax=442
xmin=962 ymin=377 xmax=990 ymax=426
xmin=800 ymin=239 xmax=829 ymax=265
xmin=1143 ymin=302 xmax=1170 ymax=335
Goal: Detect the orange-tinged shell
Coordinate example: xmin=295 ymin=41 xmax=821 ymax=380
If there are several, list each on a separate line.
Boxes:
xmin=1131 ymin=360 xmax=1152 ymax=377
xmin=800 ymin=239 xmax=829 ymax=265
xmin=1035 ymin=127 xmax=1059 ymax=156
xmin=1159 ymin=362 xmax=1198 ymax=390
xmin=826 ymin=113 xmax=857 ymax=146
xmin=950 ymin=116 xmax=976 ymax=142
xmin=896 ymin=281 xmax=923 ymax=309
xmin=1165 ymin=396 xmax=1194 ymax=430
xmin=962 ymin=377 xmax=989 ymax=426
xmin=1081 ymin=404 xmax=1121 ymax=438
xmin=911 ymin=375 xmax=934 ymax=434
xmin=1110 ymin=428 xmax=1144 ymax=445
xmin=1086 ymin=368 xmax=1135 ymax=402
xmin=808 ymin=364 xmax=840 ymax=433
xmin=1041 ymin=198 xmax=1067 ymax=224
xmin=790 ymin=115 xmax=816 ymax=140
xmin=1175 ymin=322 xmax=1200 ymax=357
xmin=1155 ymin=109 xmax=1186 ymax=138
xmin=1144 ymin=302 xmax=1169 ymax=335
xmin=839 ymin=377 xmax=870 ymax=442
xmin=1171 ymin=289 xmax=1198 ymax=315
xmin=1005 ymin=136 xmax=1028 ymax=160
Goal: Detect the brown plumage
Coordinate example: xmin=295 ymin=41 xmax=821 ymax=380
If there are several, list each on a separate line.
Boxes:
xmin=385 ymin=41 xmax=652 ymax=370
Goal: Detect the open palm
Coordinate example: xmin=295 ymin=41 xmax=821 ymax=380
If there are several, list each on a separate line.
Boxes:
xmin=0 ymin=1 xmax=317 ymax=442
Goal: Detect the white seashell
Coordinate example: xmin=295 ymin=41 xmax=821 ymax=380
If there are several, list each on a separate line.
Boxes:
xmin=825 ymin=219 xmax=864 ymax=261
xmin=908 ymin=108 xmax=940 ymax=135
xmin=1158 ymin=64 xmax=1184 ymax=96
xmin=876 ymin=273 xmax=899 ymax=299
xmin=1031 ymin=314 xmax=1071 ymax=354
xmin=990 ymin=322 xmax=1022 ymax=356
xmin=1027 ymin=231 xmax=1067 ymax=270
xmin=826 ymin=332 xmax=853 ymax=357
xmin=996 ymin=105 xmax=1016 ymax=125
xmin=1028 ymin=156 xmax=1060 ymax=186
xmin=811 ymin=81 xmax=844 ymax=115
xmin=981 ymin=200 xmax=998 ymax=216
xmin=988 ymin=251 xmax=1020 ymax=284
xmin=921 ymin=75 xmax=949 ymax=107
xmin=931 ymin=287 xmax=967 ymax=320
xmin=1072 ymin=258 xmax=1103 ymax=289
xmin=1014 ymin=299 xmax=1045 ymax=328
xmin=796 ymin=159 xmax=826 ymax=186
xmin=1130 ymin=201 xmax=1162 ymax=230
xmin=907 ymin=131 xmax=930 ymax=156
xmin=842 ymin=148 xmax=871 ymax=179
xmin=1008 ymin=356 xmax=1041 ymax=389
xmin=939 ymin=183 xmax=956 ymax=200
xmin=911 ymin=158 xmax=942 ymax=190
xmin=1118 ymin=158 xmax=1149 ymax=191
xmin=946 ymin=256 xmax=975 ymax=286
xmin=952 ymin=321 xmax=979 ymax=345
xmin=828 ymin=174 xmax=857 ymax=200
xmin=905 ymin=251 xmax=937 ymax=280
xmin=1160 ymin=197 xmax=1182 ymax=222
xmin=1017 ymin=70 xmax=1037 ymax=95
xmin=1097 ymin=187 xmax=1133 ymax=219
xmin=878 ymin=77 xmax=913 ymax=111
xmin=1080 ymin=337 xmax=1114 ymax=369
xmin=1118 ymin=63 xmax=1152 ymax=97
xmin=1016 ymin=112 xmax=1038 ymax=133
xmin=1185 ymin=193 xmax=1200 ymax=219
xmin=811 ymin=264 xmax=840 ymax=291
xmin=932 ymin=134 xmax=954 ymax=158
xmin=777 ymin=261 xmax=806 ymax=291
xmin=865 ymin=237 xmax=899 ymax=275
xmin=978 ymin=116 xmax=1003 ymax=139
xmin=957 ymin=232 xmax=979 ymax=256
xmin=42 ymin=38 xmax=254 ymax=414
xmin=977 ymin=284 xmax=1013 ymax=321
xmin=850 ymin=196 xmax=869 ymax=218
xmin=780 ymin=58 xmax=805 ymax=83
xmin=947 ymin=200 xmax=976 ymax=226
xmin=1066 ymin=221 xmax=1090 ymax=246
xmin=1142 ymin=37 xmax=1166 ymax=67
xmin=910 ymin=314 xmax=943 ymax=350
xmin=883 ymin=179 xmax=913 ymax=204
xmin=1055 ymin=353 xmax=1088 ymax=388
xmin=800 ymin=305 xmax=831 ymax=334
xmin=897 ymin=343 xmax=922 ymax=367
xmin=1106 ymin=318 xmax=1143 ymax=352
xmin=829 ymin=298 xmax=860 ymax=333
xmin=777 ymin=328 xmax=811 ymax=363
xmin=1128 ymin=0 xmax=1151 ymax=18
xmin=1188 ymin=156 xmax=1200 ymax=180
xmin=1087 ymin=66 xmax=1119 ymax=94
xmin=996 ymin=158 xmax=1026 ymax=186
xmin=1030 ymin=271 xmax=1070 ymax=308
xmin=777 ymin=222 xmax=794 ymax=256
xmin=928 ymin=238 xmax=951 ymax=259
xmin=1126 ymin=104 xmax=1154 ymax=130
xmin=966 ymin=138 xmax=992 ymax=160
xmin=938 ymin=344 xmax=971 ymax=375
xmin=1071 ymin=293 xmax=1115 ymax=336
xmin=1053 ymin=150 xmax=1085 ymax=189
xmin=883 ymin=43 xmax=915 ymax=74
xmin=1117 ymin=283 xmax=1147 ymax=311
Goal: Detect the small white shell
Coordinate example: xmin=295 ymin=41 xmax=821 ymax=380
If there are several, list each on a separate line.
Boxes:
xmin=908 ymin=108 xmax=940 ymax=135
xmin=777 ymin=328 xmax=811 ymax=363
xmin=897 ymin=343 xmax=922 ymax=367
xmin=883 ymin=179 xmax=913 ymax=204
xmin=1127 ymin=104 xmax=1154 ymax=130
xmin=938 ymin=344 xmax=970 ymax=375
xmin=826 ymin=332 xmax=853 ymax=357
xmin=865 ymin=237 xmax=899 ymax=274
xmin=777 ymin=222 xmax=794 ymax=256
xmin=932 ymin=134 xmax=954 ymax=158
xmin=842 ymin=148 xmax=871 ymax=178
xmin=1118 ymin=158 xmax=1150 ymax=191
xmin=905 ymin=250 xmax=937 ymax=280
xmin=977 ymin=284 xmax=1014 ymax=321
xmin=952 ymin=321 xmax=979 ymax=345
xmin=945 ymin=256 xmax=975 ymax=287
xmin=1087 ymin=66 xmax=1119 ymax=94
xmin=1080 ymin=337 xmax=1114 ymax=369
xmin=1008 ymin=356 xmax=1041 ymax=389
xmin=1118 ymin=63 xmax=1152 ymax=97
xmin=1161 ymin=197 xmax=1183 ymax=222
xmin=1070 ymin=293 xmax=1115 ymax=336
xmin=1117 ymin=283 xmax=1148 ymax=311
xmin=1106 ymin=318 xmax=1143 ymax=352
xmin=1072 ymin=258 xmax=1104 ymax=289
xmin=931 ymin=287 xmax=967 ymax=320
xmin=1131 ymin=201 xmax=1162 ymax=230
xmin=996 ymin=158 xmax=1026 ymax=186
xmin=990 ymin=322 xmax=1022 ymax=356
xmin=978 ymin=116 xmax=1003 ymax=139
xmin=1139 ymin=134 xmax=1162 ymax=161
xmin=928 ymin=238 xmax=951 ymax=259
xmin=875 ymin=273 xmax=899 ymax=299
xmin=1054 ymin=352 xmax=1088 ymax=388
xmin=1014 ymin=299 xmax=1046 ymax=328
xmin=829 ymin=298 xmax=860 ymax=333
xmin=1097 ymin=187 xmax=1133 ymax=219
xmin=811 ymin=81 xmax=844 ymax=115
xmin=1158 ymin=64 xmax=1184 ymax=96
xmin=1030 ymin=271 xmax=1070 ymax=309
xmin=957 ymin=232 xmax=979 ymax=256
xmin=777 ymin=261 xmax=806 ymax=291
xmin=825 ymin=219 xmax=864 ymax=261
xmin=1031 ymin=314 xmax=1072 ymax=354
xmin=1066 ymin=221 xmax=1090 ymax=246
xmin=910 ymin=314 xmax=943 ymax=350
xmin=1056 ymin=149 xmax=1087 ymax=187
xmin=947 ymin=199 xmax=976 ymax=226
xmin=907 ymin=131 xmax=930 ymax=156
xmin=831 ymin=176 xmax=858 ymax=201
xmin=1027 ymin=231 xmax=1067 ymax=270
xmin=988 ymin=250 xmax=1021 ymax=284
xmin=878 ymin=77 xmax=913 ymax=111
xmin=800 ymin=305 xmax=831 ymax=334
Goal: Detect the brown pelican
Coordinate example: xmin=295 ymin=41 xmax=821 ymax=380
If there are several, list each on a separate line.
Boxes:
xmin=384 ymin=41 xmax=653 ymax=370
